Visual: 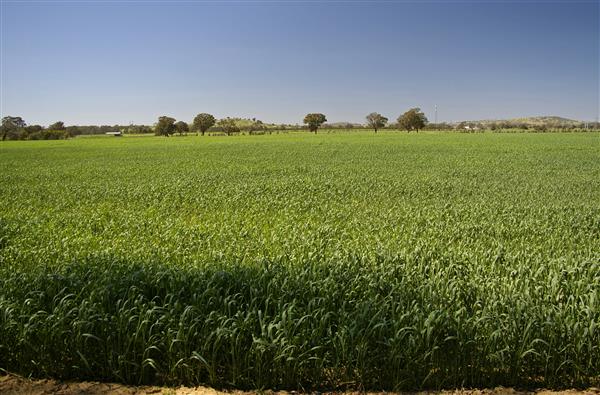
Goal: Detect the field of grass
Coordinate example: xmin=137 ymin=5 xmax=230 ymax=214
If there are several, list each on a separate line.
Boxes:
xmin=0 ymin=132 xmax=599 ymax=390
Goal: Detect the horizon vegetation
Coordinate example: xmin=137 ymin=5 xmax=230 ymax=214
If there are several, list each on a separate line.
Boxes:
xmin=2 ymin=110 xmax=599 ymax=141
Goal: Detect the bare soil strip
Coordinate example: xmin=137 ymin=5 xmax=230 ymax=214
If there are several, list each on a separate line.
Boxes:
xmin=1 ymin=375 xmax=599 ymax=395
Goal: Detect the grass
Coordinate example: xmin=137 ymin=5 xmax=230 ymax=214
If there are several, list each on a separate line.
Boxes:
xmin=0 ymin=131 xmax=599 ymax=390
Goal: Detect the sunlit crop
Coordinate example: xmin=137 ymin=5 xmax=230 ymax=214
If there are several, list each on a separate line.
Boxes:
xmin=0 ymin=132 xmax=598 ymax=390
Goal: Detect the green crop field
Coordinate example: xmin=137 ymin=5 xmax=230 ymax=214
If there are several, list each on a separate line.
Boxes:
xmin=0 ymin=132 xmax=599 ymax=390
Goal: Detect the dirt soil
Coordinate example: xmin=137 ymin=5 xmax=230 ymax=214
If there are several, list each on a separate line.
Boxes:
xmin=1 ymin=374 xmax=599 ymax=395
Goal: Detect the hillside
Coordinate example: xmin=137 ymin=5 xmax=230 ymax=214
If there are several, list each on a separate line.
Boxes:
xmin=466 ymin=116 xmax=583 ymax=127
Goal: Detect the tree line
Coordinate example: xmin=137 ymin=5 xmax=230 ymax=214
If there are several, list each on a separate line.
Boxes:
xmin=2 ymin=109 xmax=598 ymax=141
xmin=0 ymin=117 xmax=154 ymax=140
xmin=0 ymin=109 xmax=427 ymax=140
xmin=154 ymin=109 xmax=428 ymax=137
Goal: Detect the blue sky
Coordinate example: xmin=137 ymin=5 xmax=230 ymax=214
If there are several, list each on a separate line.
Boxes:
xmin=1 ymin=0 xmax=598 ymax=125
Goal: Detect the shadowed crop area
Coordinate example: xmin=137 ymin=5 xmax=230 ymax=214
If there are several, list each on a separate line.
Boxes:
xmin=0 ymin=132 xmax=599 ymax=390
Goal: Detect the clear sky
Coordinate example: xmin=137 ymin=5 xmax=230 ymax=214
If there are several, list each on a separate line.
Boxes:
xmin=1 ymin=0 xmax=598 ymax=126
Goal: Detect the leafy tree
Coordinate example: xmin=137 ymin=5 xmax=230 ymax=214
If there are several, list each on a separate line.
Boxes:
xmin=123 ymin=125 xmax=153 ymax=134
xmin=217 ymin=118 xmax=240 ymax=136
xmin=192 ymin=113 xmax=216 ymax=136
xmin=21 ymin=125 xmax=44 ymax=139
xmin=303 ymin=113 xmax=327 ymax=134
xmin=48 ymin=121 xmax=66 ymax=131
xmin=397 ymin=108 xmax=428 ymax=132
xmin=365 ymin=112 xmax=388 ymax=133
xmin=248 ymin=119 xmax=264 ymax=135
xmin=65 ymin=126 xmax=82 ymax=136
xmin=155 ymin=116 xmax=176 ymax=137
xmin=425 ymin=122 xmax=453 ymax=131
xmin=175 ymin=121 xmax=189 ymax=136
xmin=1 ymin=116 xmax=26 ymax=140
xmin=25 ymin=125 xmax=43 ymax=133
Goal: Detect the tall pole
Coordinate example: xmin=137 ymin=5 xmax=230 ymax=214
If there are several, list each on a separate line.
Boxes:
xmin=435 ymin=105 xmax=438 ymax=124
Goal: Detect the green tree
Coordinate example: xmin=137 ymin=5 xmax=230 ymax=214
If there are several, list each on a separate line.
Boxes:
xmin=1 ymin=116 xmax=26 ymax=140
xmin=155 ymin=116 xmax=176 ymax=137
xmin=175 ymin=121 xmax=189 ymax=136
xmin=365 ymin=112 xmax=388 ymax=133
xmin=192 ymin=113 xmax=216 ymax=136
xmin=248 ymin=119 xmax=264 ymax=135
xmin=303 ymin=113 xmax=327 ymax=134
xmin=397 ymin=108 xmax=428 ymax=132
xmin=22 ymin=125 xmax=44 ymax=139
xmin=217 ymin=118 xmax=240 ymax=136
xmin=48 ymin=121 xmax=66 ymax=131
xmin=25 ymin=125 xmax=43 ymax=133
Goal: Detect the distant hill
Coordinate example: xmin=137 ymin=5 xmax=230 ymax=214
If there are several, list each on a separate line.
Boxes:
xmin=223 ymin=118 xmax=291 ymax=129
xmin=509 ymin=116 xmax=582 ymax=126
xmin=330 ymin=116 xmax=585 ymax=130
xmin=464 ymin=116 xmax=583 ymax=127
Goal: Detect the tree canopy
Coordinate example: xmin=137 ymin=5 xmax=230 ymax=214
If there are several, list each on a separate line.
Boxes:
xmin=175 ymin=121 xmax=189 ymax=136
xmin=303 ymin=113 xmax=327 ymax=133
xmin=1 ymin=116 xmax=26 ymax=140
xmin=48 ymin=121 xmax=66 ymax=131
xmin=192 ymin=112 xmax=217 ymax=136
xmin=155 ymin=116 xmax=176 ymax=137
xmin=1 ymin=116 xmax=72 ymax=140
xmin=217 ymin=118 xmax=240 ymax=136
xmin=397 ymin=108 xmax=428 ymax=132
xmin=192 ymin=113 xmax=216 ymax=136
xmin=365 ymin=112 xmax=388 ymax=133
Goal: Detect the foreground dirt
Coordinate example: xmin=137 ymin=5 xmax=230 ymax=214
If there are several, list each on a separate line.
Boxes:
xmin=1 ymin=374 xmax=599 ymax=395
